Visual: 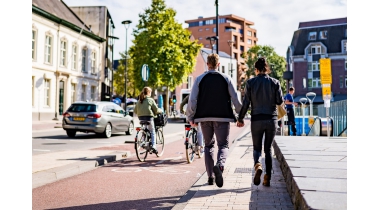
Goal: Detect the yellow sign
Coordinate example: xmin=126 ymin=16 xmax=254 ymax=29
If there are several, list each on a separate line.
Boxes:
xmin=308 ymin=116 xmax=315 ymax=127
xmin=320 ymin=58 xmax=332 ymax=84
xmin=322 ymin=84 xmax=331 ymax=96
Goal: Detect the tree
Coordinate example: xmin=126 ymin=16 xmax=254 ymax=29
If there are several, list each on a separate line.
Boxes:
xmin=245 ymin=45 xmax=287 ymax=94
xmin=129 ymin=0 xmax=202 ymax=93
xmin=113 ymin=53 xmax=139 ymax=98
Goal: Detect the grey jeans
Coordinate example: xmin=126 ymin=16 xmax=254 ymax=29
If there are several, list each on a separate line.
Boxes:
xmin=200 ymin=121 xmax=230 ymax=178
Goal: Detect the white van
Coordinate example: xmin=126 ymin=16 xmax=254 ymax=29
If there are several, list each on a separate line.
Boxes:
xmin=178 ymin=89 xmax=191 ymax=123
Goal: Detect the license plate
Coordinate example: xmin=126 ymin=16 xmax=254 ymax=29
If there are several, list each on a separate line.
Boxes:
xmin=73 ymin=117 xmax=85 ymax=121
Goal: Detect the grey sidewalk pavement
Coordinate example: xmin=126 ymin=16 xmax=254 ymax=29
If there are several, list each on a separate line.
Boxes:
xmin=173 ymin=134 xmax=347 ymax=210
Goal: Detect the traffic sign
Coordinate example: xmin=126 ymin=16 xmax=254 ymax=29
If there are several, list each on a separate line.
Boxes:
xmin=320 ymin=58 xmax=332 ymax=84
xmin=322 ymin=84 xmax=331 ymax=96
xmin=141 ymin=64 xmax=150 ymax=82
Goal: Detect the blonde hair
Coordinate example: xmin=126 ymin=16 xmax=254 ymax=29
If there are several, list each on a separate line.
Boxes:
xmin=207 ymin=53 xmax=219 ymax=69
xmin=139 ymin=87 xmax=152 ymax=103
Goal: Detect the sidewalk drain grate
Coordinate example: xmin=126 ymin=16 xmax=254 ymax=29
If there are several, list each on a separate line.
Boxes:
xmin=234 ymin=167 xmax=254 ymax=173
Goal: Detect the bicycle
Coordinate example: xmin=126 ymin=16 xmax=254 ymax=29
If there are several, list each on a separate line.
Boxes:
xmin=184 ymin=124 xmax=204 ymax=163
xmin=169 ymin=105 xmax=178 ymax=118
xmin=134 ymin=120 xmax=165 ymax=162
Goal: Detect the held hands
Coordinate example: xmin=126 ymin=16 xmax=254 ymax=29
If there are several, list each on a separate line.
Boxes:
xmin=236 ymin=121 xmax=245 ymax=127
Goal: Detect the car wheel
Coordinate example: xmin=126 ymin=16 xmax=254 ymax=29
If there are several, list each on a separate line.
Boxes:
xmin=126 ymin=121 xmax=134 ymax=135
xmin=103 ymin=123 xmax=112 ymax=138
xmin=66 ymin=130 xmax=76 ymax=138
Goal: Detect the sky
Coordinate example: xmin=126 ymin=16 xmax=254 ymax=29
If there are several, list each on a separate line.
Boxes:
xmin=63 ymin=0 xmax=347 ymax=60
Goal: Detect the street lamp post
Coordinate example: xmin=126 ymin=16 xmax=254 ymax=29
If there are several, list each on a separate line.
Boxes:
xmin=206 ymin=36 xmax=219 ymax=54
xmin=122 ymin=20 xmax=132 ymax=113
xmin=107 ymin=35 xmax=119 ymax=102
xmin=227 ymin=40 xmax=235 ymax=78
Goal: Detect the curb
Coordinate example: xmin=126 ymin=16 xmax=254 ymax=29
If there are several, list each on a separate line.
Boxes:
xmin=32 ymin=151 xmax=132 ymax=189
xmin=272 ymin=140 xmax=308 ymax=210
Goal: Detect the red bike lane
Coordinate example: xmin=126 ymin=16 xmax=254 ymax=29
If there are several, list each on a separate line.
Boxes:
xmin=32 ymin=120 xmax=250 ymax=210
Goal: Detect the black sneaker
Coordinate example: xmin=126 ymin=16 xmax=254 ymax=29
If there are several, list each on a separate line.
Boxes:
xmin=208 ymin=177 xmax=214 ymax=185
xmin=213 ymin=164 xmax=224 ymax=188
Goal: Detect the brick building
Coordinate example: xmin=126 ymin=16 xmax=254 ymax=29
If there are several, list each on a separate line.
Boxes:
xmin=184 ymin=14 xmax=258 ymax=92
xmin=284 ymin=17 xmax=347 ymax=104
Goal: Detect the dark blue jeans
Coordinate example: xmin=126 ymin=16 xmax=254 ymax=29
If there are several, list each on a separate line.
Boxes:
xmin=251 ymin=119 xmax=277 ymax=176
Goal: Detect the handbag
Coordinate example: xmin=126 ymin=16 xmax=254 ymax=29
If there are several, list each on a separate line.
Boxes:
xmin=277 ymin=103 xmax=286 ymax=119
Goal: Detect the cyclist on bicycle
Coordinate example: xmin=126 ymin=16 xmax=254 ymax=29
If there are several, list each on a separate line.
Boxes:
xmin=180 ymin=94 xmax=204 ymax=155
xmin=134 ymin=87 xmax=163 ymax=153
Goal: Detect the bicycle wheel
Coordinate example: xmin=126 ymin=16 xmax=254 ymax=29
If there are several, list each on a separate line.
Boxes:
xmin=135 ymin=130 xmax=148 ymax=162
xmin=155 ymin=128 xmax=165 ymax=157
xmin=195 ymin=132 xmax=204 ymax=158
xmin=185 ymin=129 xmax=196 ymax=163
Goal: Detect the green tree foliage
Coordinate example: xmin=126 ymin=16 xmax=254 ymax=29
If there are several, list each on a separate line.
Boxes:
xmin=113 ymin=54 xmax=139 ymax=97
xmin=129 ymin=0 xmax=202 ymax=92
xmin=245 ymin=45 xmax=287 ymax=94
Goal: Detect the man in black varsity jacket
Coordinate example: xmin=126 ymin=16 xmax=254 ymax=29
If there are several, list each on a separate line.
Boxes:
xmin=186 ymin=53 xmax=242 ymax=188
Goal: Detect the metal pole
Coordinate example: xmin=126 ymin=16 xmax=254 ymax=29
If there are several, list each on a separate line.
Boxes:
xmin=124 ymin=29 xmax=128 ymax=113
xmin=111 ymin=44 xmax=114 ymax=101
xmin=327 ymin=107 xmax=330 ymax=138
xmin=215 ymin=0 xmax=219 ymax=54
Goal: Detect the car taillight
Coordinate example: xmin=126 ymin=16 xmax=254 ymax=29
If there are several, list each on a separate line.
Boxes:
xmin=87 ymin=113 xmax=101 ymax=119
xmin=63 ymin=112 xmax=70 ymax=117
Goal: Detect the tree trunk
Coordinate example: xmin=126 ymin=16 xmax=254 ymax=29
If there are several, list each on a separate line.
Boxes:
xmin=165 ymin=88 xmax=170 ymax=114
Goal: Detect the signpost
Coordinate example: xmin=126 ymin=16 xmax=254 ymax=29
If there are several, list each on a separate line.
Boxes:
xmin=319 ymin=58 xmax=332 ymax=137
xmin=141 ymin=64 xmax=150 ymax=85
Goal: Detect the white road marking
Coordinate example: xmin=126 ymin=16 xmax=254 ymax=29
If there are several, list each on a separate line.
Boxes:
xmin=70 ymin=140 xmax=84 ymax=142
xmin=165 ymin=131 xmax=183 ymax=138
xmin=97 ymin=141 xmax=111 ymax=143
xmin=33 ymin=149 xmax=50 ymax=152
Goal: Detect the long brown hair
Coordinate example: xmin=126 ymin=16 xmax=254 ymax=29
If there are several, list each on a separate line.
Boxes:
xmin=138 ymin=87 xmax=152 ymax=103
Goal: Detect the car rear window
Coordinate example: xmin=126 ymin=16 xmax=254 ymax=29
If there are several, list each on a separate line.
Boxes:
xmin=67 ymin=104 xmax=97 ymax=112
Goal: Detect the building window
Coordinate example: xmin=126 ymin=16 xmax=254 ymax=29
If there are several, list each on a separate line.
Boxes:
xmin=82 ymin=48 xmax=87 ymax=72
xmin=320 ymin=30 xmax=328 ymax=39
xmin=303 ymin=78 xmax=307 ymax=89
xmin=254 ymin=32 xmax=256 ymax=37
xmin=205 ymin=19 xmax=213 ymax=25
xmin=199 ymin=37 xmax=203 ymax=40
xmin=309 ymin=32 xmax=317 ymax=40
xmin=32 ymin=77 xmax=35 ymax=106
xmin=345 ymin=76 xmax=347 ymax=87
xmin=44 ymin=79 xmax=50 ymax=106
xmin=222 ymin=66 xmax=225 ymax=73
xmin=81 ymin=84 xmax=86 ymax=101
xmin=60 ymin=40 xmax=67 ymax=67
xmin=91 ymin=51 xmax=96 ymax=74
xmin=198 ymin=28 xmax=203 ymax=32
xmin=339 ymin=75 xmax=344 ymax=88
xmin=247 ymin=39 xmax=252 ymax=44
xmin=205 ymin=44 xmax=210 ymax=47
xmin=205 ymin=28 xmax=209 ymax=31
xmin=199 ymin=21 xmax=203 ymax=26
xmin=308 ymin=78 xmax=321 ymax=88
xmin=343 ymin=41 xmax=347 ymax=53
xmin=308 ymin=62 xmax=320 ymax=72
xmin=247 ymin=31 xmax=252 ymax=37
xmin=32 ymin=30 xmax=37 ymax=60
xmin=240 ymin=46 xmax=244 ymax=52
xmin=234 ymin=53 xmax=237 ymax=59
xmin=254 ymin=41 xmax=256 ymax=45
xmin=44 ymin=35 xmax=52 ymax=64
xmin=71 ymin=84 xmax=76 ymax=103
xmin=213 ymin=27 xmax=216 ymax=33
xmin=91 ymin=86 xmax=96 ymax=101
xmin=72 ymin=44 xmax=77 ymax=70
xmin=187 ymin=76 xmax=193 ymax=89
xmin=311 ymin=46 xmax=321 ymax=54
xmin=345 ymin=60 xmax=347 ymax=71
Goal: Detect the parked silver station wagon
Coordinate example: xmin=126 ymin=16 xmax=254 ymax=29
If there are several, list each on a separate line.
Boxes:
xmin=62 ymin=101 xmax=134 ymax=138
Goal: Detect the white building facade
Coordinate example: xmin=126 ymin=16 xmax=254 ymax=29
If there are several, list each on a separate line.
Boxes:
xmin=32 ymin=0 xmax=105 ymax=121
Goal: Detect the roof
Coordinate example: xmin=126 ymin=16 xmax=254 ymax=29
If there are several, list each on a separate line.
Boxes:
xmin=290 ymin=17 xmax=347 ymax=56
xmin=299 ymin=17 xmax=347 ymax=29
xmin=32 ymin=0 xmax=105 ymax=42
xmin=33 ymin=0 xmax=91 ymax=32
xmin=200 ymin=48 xmax=234 ymax=59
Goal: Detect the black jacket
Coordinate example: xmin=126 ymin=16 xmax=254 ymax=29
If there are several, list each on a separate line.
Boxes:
xmin=238 ymin=74 xmax=284 ymax=122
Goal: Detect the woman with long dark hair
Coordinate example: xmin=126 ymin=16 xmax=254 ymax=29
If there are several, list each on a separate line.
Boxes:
xmin=133 ymin=87 xmax=162 ymax=152
xmin=237 ymin=57 xmax=284 ymax=187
